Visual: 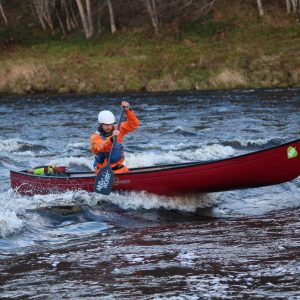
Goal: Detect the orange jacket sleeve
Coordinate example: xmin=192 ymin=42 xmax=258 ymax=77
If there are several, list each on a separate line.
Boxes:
xmin=117 ymin=109 xmax=139 ymax=143
xmin=90 ymin=133 xmax=112 ymax=155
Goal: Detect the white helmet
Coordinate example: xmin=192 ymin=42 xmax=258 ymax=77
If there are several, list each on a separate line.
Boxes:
xmin=98 ymin=110 xmax=116 ymax=124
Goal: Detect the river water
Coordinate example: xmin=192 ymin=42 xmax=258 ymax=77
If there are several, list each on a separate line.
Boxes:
xmin=0 ymin=89 xmax=299 ymax=299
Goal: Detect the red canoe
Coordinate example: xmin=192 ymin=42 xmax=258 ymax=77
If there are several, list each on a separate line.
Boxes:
xmin=10 ymin=139 xmax=300 ymax=196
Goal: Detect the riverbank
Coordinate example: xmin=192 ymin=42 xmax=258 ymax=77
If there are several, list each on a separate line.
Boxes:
xmin=1 ymin=6 xmax=300 ymax=95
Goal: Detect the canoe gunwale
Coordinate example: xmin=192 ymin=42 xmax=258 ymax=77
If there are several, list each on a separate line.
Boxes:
xmin=10 ymin=138 xmax=300 ymax=179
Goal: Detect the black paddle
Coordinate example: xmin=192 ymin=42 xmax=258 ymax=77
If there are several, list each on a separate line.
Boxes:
xmin=94 ymin=107 xmax=125 ymax=195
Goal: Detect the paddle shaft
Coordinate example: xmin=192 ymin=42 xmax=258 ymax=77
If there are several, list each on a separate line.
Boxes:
xmin=107 ymin=107 xmax=125 ymax=164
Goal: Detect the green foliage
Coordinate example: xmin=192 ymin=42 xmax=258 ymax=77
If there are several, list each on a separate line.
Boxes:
xmin=181 ymin=17 xmax=238 ymax=40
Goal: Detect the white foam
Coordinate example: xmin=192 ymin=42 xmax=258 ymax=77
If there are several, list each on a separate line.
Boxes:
xmin=12 ymin=150 xmax=35 ymax=157
xmin=28 ymin=189 xmax=217 ymax=212
xmin=190 ymin=144 xmax=236 ymax=161
xmin=171 ymin=142 xmax=196 ymax=151
xmin=177 ymin=250 xmax=199 ymax=266
xmin=125 ymin=144 xmax=236 ymax=168
xmin=34 ymin=144 xmax=236 ymax=172
xmin=0 ymin=138 xmax=46 ymax=157
xmin=48 ymin=156 xmax=94 ymax=170
xmin=125 ymin=151 xmax=180 ymax=168
xmin=104 ymin=191 xmax=218 ymax=212
xmin=239 ymin=139 xmax=270 ymax=147
xmin=30 ymin=190 xmax=95 ymax=208
xmin=0 ymin=209 xmax=23 ymax=237
xmin=171 ymin=126 xmax=189 ymax=133
xmin=0 ymin=190 xmax=25 ymax=237
xmin=67 ymin=142 xmax=88 ymax=149
xmin=0 ymin=138 xmax=23 ymax=152
xmin=0 ymin=187 xmax=218 ymax=238
xmin=0 ymin=188 xmax=74 ymax=238
xmin=0 ymin=189 xmax=94 ymax=238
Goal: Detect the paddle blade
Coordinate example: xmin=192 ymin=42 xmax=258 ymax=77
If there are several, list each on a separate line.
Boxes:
xmin=94 ymin=165 xmax=115 ymax=195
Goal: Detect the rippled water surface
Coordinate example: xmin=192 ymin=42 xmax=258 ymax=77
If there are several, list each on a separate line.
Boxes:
xmin=0 ymin=89 xmax=300 ymax=299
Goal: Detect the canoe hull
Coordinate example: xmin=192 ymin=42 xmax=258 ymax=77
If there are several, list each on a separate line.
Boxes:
xmin=10 ymin=139 xmax=300 ymax=196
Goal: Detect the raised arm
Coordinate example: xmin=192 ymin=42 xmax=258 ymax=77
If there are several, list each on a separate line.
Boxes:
xmin=119 ymin=101 xmax=139 ymax=135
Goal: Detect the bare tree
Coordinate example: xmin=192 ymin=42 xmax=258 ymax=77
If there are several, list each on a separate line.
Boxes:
xmin=0 ymin=0 xmax=220 ymax=37
xmin=286 ymin=0 xmax=300 ymax=13
xmin=0 ymin=0 xmax=8 ymax=25
xmin=61 ymin=0 xmax=78 ymax=31
xmin=139 ymin=0 xmax=217 ymax=34
xmin=291 ymin=0 xmax=298 ymax=12
xmin=193 ymin=0 xmax=216 ymax=15
xmin=32 ymin=0 xmax=55 ymax=32
xmin=256 ymin=0 xmax=264 ymax=16
xmin=76 ymin=0 xmax=94 ymax=38
xmin=142 ymin=0 xmax=159 ymax=34
xmin=55 ymin=7 xmax=66 ymax=36
xmin=286 ymin=0 xmax=292 ymax=13
xmin=86 ymin=0 xmax=94 ymax=34
xmin=107 ymin=0 xmax=117 ymax=34
xmin=70 ymin=0 xmax=80 ymax=28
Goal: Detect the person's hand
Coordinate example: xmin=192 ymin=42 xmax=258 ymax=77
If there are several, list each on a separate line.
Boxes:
xmin=110 ymin=129 xmax=120 ymax=143
xmin=121 ymin=101 xmax=130 ymax=111
xmin=112 ymin=129 xmax=120 ymax=136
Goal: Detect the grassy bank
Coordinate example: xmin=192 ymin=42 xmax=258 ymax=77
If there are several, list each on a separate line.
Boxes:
xmin=1 ymin=9 xmax=300 ymax=94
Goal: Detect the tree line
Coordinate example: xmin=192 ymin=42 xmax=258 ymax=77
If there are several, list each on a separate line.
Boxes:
xmin=256 ymin=0 xmax=300 ymax=16
xmin=0 ymin=0 xmax=299 ymax=39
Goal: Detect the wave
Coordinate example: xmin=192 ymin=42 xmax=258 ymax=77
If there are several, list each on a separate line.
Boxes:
xmin=3 ymin=136 xmax=274 ymax=174
xmin=48 ymin=156 xmax=94 ymax=171
xmin=0 ymin=142 xmax=230 ymax=238
xmin=0 ymin=189 xmax=94 ymax=238
xmin=0 ymin=209 xmax=23 ymax=238
xmin=125 ymin=144 xmax=237 ymax=168
xmin=0 ymin=190 xmax=25 ymax=238
xmin=221 ymin=138 xmax=284 ymax=149
xmin=66 ymin=142 xmax=89 ymax=150
xmin=0 ymin=138 xmax=48 ymax=153
xmin=101 ymin=191 xmax=218 ymax=212
xmin=0 ymin=138 xmax=25 ymax=152
xmin=136 ymin=104 xmax=164 ymax=111
xmin=22 ymin=143 xmax=237 ymax=171
xmin=3 ymin=142 xmax=237 ymax=176
xmin=168 ymin=126 xmax=198 ymax=136
xmin=0 ymin=186 xmax=218 ymax=238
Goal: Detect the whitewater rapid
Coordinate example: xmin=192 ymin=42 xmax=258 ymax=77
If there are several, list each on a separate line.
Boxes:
xmin=1 ymin=139 xmax=238 ymax=238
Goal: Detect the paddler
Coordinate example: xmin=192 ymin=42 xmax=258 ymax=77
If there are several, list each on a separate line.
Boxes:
xmin=90 ymin=101 xmax=139 ymax=174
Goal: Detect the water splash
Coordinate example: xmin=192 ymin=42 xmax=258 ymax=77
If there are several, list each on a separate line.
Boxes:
xmin=0 ymin=138 xmax=47 ymax=153
xmin=0 ymin=209 xmax=23 ymax=238
xmin=101 ymin=191 xmax=218 ymax=212
xmin=48 ymin=156 xmax=94 ymax=171
xmin=0 ymin=186 xmax=219 ymax=238
xmin=125 ymin=144 xmax=237 ymax=168
xmin=0 ymin=138 xmax=25 ymax=152
xmin=0 ymin=190 xmax=25 ymax=237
